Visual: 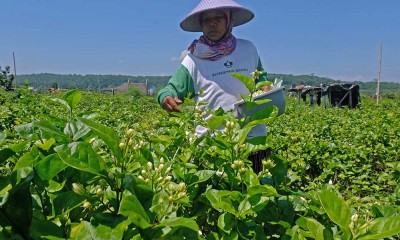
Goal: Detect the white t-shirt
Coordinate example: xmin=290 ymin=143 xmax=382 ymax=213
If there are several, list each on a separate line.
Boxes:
xmin=181 ymin=39 xmax=267 ymax=137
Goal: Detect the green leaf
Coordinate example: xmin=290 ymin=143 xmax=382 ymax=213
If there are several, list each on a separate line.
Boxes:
xmin=55 ymin=142 xmax=107 ymax=176
xmin=296 ymin=217 xmax=331 ymax=240
xmin=30 ymin=217 xmax=64 ymax=239
xmin=230 ymin=73 xmax=255 ymax=92
xmin=357 ymin=216 xmax=400 ymax=240
xmin=34 ymin=120 xmax=69 ymax=143
xmin=0 ymin=131 xmax=5 ymax=145
xmin=0 ymin=186 xmax=32 ymax=238
xmin=64 ymin=121 xmax=78 ymax=138
xmin=53 ymin=191 xmax=86 ymax=215
xmin=288 ymin=225 xmax=308 ymax=240
xmin=35 ymin=153 xmax=67 ymax=181
xmin=371 ymin=204 xmax=397 ymax=217
xmin=245 ymin=136 xmax=266 ymax=145
xmin=10 ymin=167 xmax=34 ymax=188
xmin=247 ymin=185 xmax=280 ymax=197
xmin=242 ymin=101 xmax=257 ymax=112
xmin=64 ymin=121 xmax=91 ymax=141
xmin=243 ymin=169 xmax=259 ymax=187
xmin=13 ymin=152 xmax=35 ymax=171
xmin=155 ymin=217 xmax=199 ymax=232
xmin=248 ymin=194 xmax=269 ymax=213
xmin=237 ymin=98 xmax=272 ymax=117
xmin=188 ymin=170 xmax=216 ymax=185
xmin=15 ymin=122 xmax=37 ymax=139
xmin=131 ymin=182 xmax=154 ymax=211
xmin=73 ymin=121 xmax=91 ymax=141
xmin=51 ymin=98 xmax=71 ymax=113
xmin=139 ymin=147 xmax=154 ymax=163
xmin=317 ymin=190 xmax=351 ymax=237
xmin=0 ymin=148 xmax=14 ymax=164
xmin=150 ymin=189 xmax=169 ymax=214
xmin=92 ymin=225 xmax=112 ymax=240
xmin=206 ymin=136 xmax=230 ymax=151
xmin=0 ymin=179 xmax=12 ymax=208
xmin=93 ymin=220 xmax=131 ymax=240
xmin=237 ymin=219 xmax=257 ymax=239
xmin=70 ymin=221 xmax=96 ymax=239
xmin=41 ymin=113 xmax=67 ymax=128
xmin=0 ymin=141 xmax=29 ymax=163
xmin=238 ymin=197 xmax=252 ymax=217
xmin=249 ymin=105 xmax=275 ymax=123
xmin=255 ymin=81 xmax=271 ymax=90
xmin=121 ymin=175 xmax=137 ymax=195
xmin=239 ymin=93 xmax=250 ymax=102
xmin=119 ymin=195 xmax=151 ymax=229
xmin=9 ymin=140 xmax=30 ymax=153
xmin=47 ymin=180 xmax=66 ymax=193
xmin=208 ymin=116 xmax=225 ymax=131
xmin=63 ymin=89 xmax=82 ymax=109
xmin=237 ymin=126 xmax=256 ymax=145
xmin=269 ymin=155 xmax=289 ymax=187
xmin=77 ymin=117 xmax=122 ymax=160
xmin=218 ymin=212 xmax=235 ymax=234
xmin=34 ymin=137 xmax=56 ymax=150
xmin=222 ymin=230 xmax=239 ymax=240
xmin=205 ymin=188 xmax=241 ymax=215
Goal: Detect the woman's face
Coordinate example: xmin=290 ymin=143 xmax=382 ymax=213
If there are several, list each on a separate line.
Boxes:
xmin=201 ymin=10 xmax=227 ymax=42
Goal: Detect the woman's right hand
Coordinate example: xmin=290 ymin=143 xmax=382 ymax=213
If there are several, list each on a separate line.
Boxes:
xmin=162 ymin=96 xmax=182 ymax=112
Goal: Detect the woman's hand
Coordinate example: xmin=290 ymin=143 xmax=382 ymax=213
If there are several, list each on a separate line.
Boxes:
xmin=162 ymin=96 xmax=183 ymax=112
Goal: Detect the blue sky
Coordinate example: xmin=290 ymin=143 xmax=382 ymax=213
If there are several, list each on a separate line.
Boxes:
xmin=1 ymin=0 xmax=399 ymax=82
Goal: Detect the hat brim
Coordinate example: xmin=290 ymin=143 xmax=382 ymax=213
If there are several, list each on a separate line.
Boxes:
xmin=180 ymin=6 xmax=254 ymax=32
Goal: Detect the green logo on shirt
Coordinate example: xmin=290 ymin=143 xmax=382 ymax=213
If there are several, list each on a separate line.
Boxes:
xmin=224 ymin=61 xmax=233 ymax=68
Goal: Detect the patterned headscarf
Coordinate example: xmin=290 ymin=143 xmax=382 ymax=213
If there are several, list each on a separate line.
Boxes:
xmin=188 ymin=9 xmax=236 ymax=61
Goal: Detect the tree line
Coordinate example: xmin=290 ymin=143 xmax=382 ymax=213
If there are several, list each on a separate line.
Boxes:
xmin=5 ymin=72 xmax=400 ymax=96
xmin=17 ymin=73 xmax=170 ymax=91
xmin=0 ymin=66 xmax=15 ymax=91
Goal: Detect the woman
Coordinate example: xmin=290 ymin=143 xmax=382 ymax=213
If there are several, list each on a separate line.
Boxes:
xmin=157 ymin=0 xmax=270 ymax=173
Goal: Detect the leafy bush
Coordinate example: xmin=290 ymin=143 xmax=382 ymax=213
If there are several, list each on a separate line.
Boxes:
xmin=0 ymin=88 xmax=399 ymax=239
xmin=0 ymin=65 xmax=14 ymax=90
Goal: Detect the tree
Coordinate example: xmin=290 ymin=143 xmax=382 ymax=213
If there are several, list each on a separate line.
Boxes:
xmin=0 ymin=65 xmax=15 ymax=90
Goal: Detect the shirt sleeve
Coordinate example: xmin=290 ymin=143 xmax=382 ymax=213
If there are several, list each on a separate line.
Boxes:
xmin=157 ymin=64 xmax=196 ymax=105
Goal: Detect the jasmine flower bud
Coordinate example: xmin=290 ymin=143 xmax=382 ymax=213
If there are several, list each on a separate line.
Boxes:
xmin=126 ymin=128 xmax=134 ymax=137
xmin=147 ymin=162 xmax=153 ymax=170
xmin=72 ymin=183 xmax=85 ymax=195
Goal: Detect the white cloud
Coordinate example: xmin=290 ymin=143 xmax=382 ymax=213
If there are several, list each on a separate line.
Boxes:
xmin=170 ymin=50 xmax=189 ymax=62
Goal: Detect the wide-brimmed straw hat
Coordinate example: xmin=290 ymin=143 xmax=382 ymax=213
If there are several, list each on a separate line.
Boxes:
xmin=180 ymin=0 xmax=254 ymax=32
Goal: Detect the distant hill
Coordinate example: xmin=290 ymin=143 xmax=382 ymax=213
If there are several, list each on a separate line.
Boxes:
xmin=17 ymin=73 xmax=400 ymax=95
xmin=17 ymin=73 xmax=170 ymax=92
xmin=268 ymin=73 xmax=400 ymax=95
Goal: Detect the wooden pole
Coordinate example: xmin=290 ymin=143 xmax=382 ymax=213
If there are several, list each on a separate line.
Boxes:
xmin=376 ymin=42 xmax=382 ymax=105
xmin=13 ymin=52 xmax=17 ymax=89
